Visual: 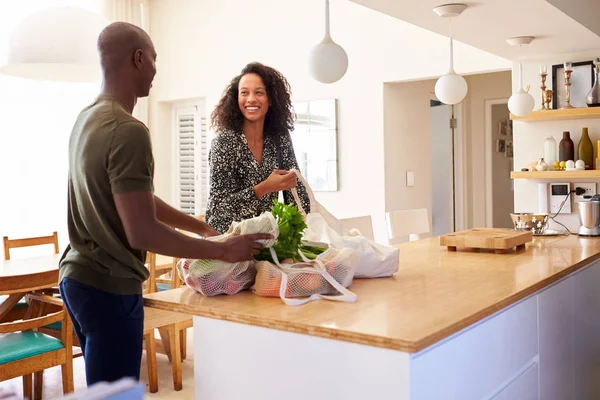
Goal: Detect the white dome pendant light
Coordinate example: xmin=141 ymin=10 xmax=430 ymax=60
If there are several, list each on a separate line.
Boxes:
xmin=309 ymin=0 xmax=348 ymax=84
xmin=433 ymin=3 xmax=468 ymax=105
xmin=0 ymin=6 xmax=108 ymax=82
xmin=507 ymin=36 xmax=535 ymax=117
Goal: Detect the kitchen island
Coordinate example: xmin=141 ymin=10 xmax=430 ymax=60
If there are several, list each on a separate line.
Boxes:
xmin=144 ymin=235 xmax=600 ymax=400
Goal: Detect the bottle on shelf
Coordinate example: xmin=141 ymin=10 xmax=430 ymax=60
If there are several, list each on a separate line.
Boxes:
xmin=578 ymin=127 xmax=594 ymax=170
xmin=559 ymin=131 xmax=575 ymax=162
xmin=543 ymin=136 xmax=557 ymax=169
xmin=596 ymin=140 xmax=600 ymax=169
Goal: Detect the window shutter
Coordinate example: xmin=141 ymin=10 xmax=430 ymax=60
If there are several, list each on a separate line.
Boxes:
xmin=177 ymin=113 xmax=196 ymax=215
xmin=174 ymin=104 xmax=209 ymax=216
xmin=198 ymin=116 xmax=209 ymax=211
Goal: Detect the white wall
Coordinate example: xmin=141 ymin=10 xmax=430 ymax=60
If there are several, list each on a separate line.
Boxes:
xmin=147 ymin=0 xmax=510 ymax=242
xmin=383 ymin=71 xmax=512 ymax=234
xmin=514 ymin=52 xmax=600 ymax=232
xmin=0 ymin=0 xmax=102 ymax=252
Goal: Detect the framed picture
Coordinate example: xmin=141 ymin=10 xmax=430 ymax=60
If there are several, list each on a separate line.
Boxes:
xmin=552 ymin=61 xmax=594 ymax=109
xmin=496 ymin=139 xmax=506 ymax=153
xmin=505 ymin=140 xmax=513 ymax=158
xmin=505 ymin=118 xmax=513 ymax=137
xmin=498 ymin=120 xmax=506 ymax=136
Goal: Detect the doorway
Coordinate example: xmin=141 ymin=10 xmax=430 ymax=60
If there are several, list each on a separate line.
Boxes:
xmin=430 ymin=99 xmax=462 ymax=236
xmin=485 ymin=99 xmax=514 ymax=228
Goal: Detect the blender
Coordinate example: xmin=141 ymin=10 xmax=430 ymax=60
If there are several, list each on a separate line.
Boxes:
xmin=577 ymin=195 xmax=600 ymax=236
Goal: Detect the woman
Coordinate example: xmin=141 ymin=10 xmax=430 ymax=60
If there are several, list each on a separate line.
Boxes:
xmin=206 ymin=62 xmax=311 ymax=233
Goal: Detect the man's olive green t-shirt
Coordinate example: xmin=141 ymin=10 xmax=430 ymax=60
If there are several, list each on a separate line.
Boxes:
xmin=59 ymin=95 xmax=153 ymax=295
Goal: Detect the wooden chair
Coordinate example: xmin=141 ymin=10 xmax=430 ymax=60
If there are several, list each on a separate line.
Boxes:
xmin=386 ymin=208 xmax=430 ymax=244
xmin=3 ymin=232 xmax=59 ymax=261
xmin=143 ymin=214 xmax=204 ymax=363
xmin=144 ymin=253 xmax=178 ymax=294
xmin=339 ymin=216 xmax=375 ymax=240
xmin=0 ymin=272 xmax=74 ymax=400
xmin=143 ymin=307 xmax=193 ymax=393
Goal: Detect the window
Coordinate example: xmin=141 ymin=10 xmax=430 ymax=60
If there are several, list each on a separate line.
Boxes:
xmin=173 ymin=103 xmax=208 ymax=215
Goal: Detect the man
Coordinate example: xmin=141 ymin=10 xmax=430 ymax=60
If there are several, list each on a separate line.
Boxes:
xmin=58 ymin=21 xmax=270 ymax=385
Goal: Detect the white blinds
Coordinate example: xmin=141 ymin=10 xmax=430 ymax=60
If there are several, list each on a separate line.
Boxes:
xmin=175 ymin=104 xmax=208 ymax=215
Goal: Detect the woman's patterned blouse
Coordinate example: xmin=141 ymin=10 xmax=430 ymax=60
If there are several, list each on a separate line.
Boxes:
xmin=205 ymin=130 xmax=311 ymax=233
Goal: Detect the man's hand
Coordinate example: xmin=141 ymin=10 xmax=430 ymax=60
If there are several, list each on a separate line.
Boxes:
xmin=219 ymin=234 xmax=273 ymax=263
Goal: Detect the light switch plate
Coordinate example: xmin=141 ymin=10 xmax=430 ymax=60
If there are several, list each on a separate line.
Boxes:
xmin=549 ymin=182 xmax=571 ymax=214
xmin=406 ymin=171 xmax=415 ymax=187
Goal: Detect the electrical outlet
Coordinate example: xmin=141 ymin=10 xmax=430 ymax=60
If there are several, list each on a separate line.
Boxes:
xmin=574 ymin=182 xmax=597 ymax=202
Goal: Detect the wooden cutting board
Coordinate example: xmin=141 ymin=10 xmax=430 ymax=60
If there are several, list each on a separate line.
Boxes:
xmin=440 ymin=228 xmax=532 ymax=254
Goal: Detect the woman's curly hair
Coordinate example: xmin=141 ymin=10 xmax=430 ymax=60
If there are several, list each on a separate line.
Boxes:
xmin=211 ymin=62 xmax=295 ymax=137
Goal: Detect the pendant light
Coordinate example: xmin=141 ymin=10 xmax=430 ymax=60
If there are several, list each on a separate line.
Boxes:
xmin=433 ymin=3 xmax=468 ymax=105
xmin=507 ymin=36 xmax=535 ymax=117
xmin=0 ymin=6 xmax=108 ymax=82
xmin=309 ymin=0 xmax=348 ymax=84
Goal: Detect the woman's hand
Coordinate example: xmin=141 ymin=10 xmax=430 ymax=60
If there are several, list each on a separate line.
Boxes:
xmin=201 ymin=226 xmax=221 ymax=238
xmin=254 ymin=170 xmax=297 ymax=198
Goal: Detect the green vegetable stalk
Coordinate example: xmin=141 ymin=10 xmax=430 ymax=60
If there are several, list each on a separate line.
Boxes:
xmin=255 ymin=200 xmax=326 ymax=263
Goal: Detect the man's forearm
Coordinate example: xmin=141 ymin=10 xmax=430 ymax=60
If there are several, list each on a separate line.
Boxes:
xmin=154 ymin=195 xmax=212 ymax=236
xmin=136 ymin=219 xmax=226 ymax=260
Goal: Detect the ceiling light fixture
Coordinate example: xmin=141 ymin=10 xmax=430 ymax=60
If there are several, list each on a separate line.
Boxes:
xmin=507 ymin=36 xmax=535 ymax=117
xmin=0 ymin=6 xmax=108 ymax=82
xmin=433 ymin=3 xmax=468 ymax=105
xmin=309 ymin=0 xmax=348 ymax=84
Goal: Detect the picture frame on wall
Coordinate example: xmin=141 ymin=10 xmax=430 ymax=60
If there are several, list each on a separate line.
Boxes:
xmin=505 ymin=140 xmax=513 ymax=158
xmin=552 ymin=61 xmax=594 ymax=109
xmin=496 ymin=139 xmax=506 ymax=153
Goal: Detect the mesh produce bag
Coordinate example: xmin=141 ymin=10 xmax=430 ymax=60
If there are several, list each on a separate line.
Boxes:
xmin=176 ymin=213 xmax=278 ymax=296
xmin=252 ymin=245 xmax=359 ymax=306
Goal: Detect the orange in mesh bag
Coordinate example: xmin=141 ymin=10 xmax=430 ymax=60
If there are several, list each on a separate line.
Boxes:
xmin=252 ymin=246 xmax=359 ymax=306
xmin=176 ymin=213 xmax=278 ymax=296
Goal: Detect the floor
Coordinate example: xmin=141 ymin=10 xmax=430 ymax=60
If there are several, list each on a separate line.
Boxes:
xmin=0 ymin=330 xmax=195 ymax=399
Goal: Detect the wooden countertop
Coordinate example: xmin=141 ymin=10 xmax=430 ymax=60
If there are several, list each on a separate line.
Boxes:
xmin=144 ymin=235 xmax=600 ymax=353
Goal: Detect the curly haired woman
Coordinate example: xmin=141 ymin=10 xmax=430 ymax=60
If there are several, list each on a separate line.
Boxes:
xmin=206 ymin=62 xmax=310 ymax=233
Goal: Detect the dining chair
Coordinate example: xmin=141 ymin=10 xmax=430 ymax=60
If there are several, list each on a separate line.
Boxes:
xmin=339 ymin=216 xmax=375 ymax=240
xmin=386 ymin=208 xmax=430 ymax=244
xmin=143 ymin=307 xmax=193 ymax=392
xmin=0 ymin=271 xmax=74 ymax=400
xmin=3 ymin=232 xmax=59 ymax=261
xmin=142 ymin=215 xmax=203 ymax=369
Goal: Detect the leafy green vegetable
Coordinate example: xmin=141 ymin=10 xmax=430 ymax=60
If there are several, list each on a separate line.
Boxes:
xmin=255 ymin=200 xmax=325 ymax=263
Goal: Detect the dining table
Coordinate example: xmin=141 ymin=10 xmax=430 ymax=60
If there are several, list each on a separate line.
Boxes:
xmin=0 ymin=254 xmax=61 ymax=321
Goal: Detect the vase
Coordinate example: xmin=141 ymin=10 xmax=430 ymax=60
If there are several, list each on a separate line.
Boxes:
xmin=543 ymin=136 xmax=557 ymax=168
xmin=559 ymin=131 xmax=575 ymax=162
xmin=587 ymin=58 xmax=600 ymax=107
xmin=536 ymin=158 xmax=548 ymax=171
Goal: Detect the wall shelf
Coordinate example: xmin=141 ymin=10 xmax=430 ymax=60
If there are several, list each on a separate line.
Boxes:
xmin=510 ymin=107 xmax=600 ymax=122
xmin=511 ymin=170 xmax=600 ymax=179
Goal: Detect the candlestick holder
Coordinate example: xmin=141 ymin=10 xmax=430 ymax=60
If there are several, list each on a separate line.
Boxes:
xmin=543 ymin=89 xmax=553 ymax=110
xmin=562 ymin=67 xmax=574 ymax=109
xmin=539 ymin=72 xmax=548 ymax=110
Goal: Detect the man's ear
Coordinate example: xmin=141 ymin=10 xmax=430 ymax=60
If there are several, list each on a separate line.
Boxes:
xmin=134 ymin=49 xmax=143 ymax=69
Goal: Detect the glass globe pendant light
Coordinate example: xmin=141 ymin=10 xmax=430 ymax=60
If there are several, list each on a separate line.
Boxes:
xmin=0 ymin=6 xmax=108 ymax=82
xmin=507 ymin=36 xmax=535 ymax=117
xmin=309 ymin=0 xmax=348 ymax=84
xmin=433 ymin=3 xmax=468 ymax=105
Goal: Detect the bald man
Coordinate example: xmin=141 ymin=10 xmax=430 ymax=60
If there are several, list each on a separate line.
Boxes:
xmin=58 ymin=22 xmax=270 ymax=385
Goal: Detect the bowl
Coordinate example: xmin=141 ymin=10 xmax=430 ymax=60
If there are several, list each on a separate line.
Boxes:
xmin=510 ymin=213 xmax=549 ymax=234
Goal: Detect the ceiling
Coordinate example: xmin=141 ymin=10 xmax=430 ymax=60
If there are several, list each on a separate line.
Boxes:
xmin=349 ymin=0 xmax=600 ymax=61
